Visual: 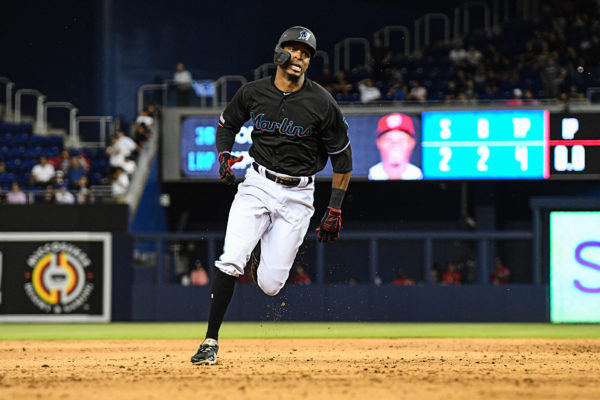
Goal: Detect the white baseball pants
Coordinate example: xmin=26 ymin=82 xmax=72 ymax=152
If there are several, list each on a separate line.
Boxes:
xmin=215 ymin=165 xmax=315 ymax=296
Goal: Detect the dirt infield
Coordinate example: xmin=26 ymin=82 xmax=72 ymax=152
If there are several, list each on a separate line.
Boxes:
xmin=1 ymin=338 xmax=599 ymax=399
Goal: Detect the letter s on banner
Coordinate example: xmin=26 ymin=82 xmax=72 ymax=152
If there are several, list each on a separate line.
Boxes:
xmin=573 ymin=241 xmax=600 ymax=294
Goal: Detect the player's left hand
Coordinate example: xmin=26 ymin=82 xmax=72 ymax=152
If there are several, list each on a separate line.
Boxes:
xmin=316 ymin=207 xmax=342 ymax=242
xmin=219 ymin=152 xmax=244 ymax=185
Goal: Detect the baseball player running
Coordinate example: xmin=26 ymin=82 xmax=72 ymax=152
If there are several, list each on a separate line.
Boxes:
xmin=191 ymin=26 xmax=352 ymax=365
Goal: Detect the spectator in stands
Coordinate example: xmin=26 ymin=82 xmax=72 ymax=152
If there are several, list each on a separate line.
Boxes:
xmin=106 ymin=130 xmax=138 ymax=173
xmin=41 ymin=185 xmax=55 ymax=203
xmin=0 ymin=161 xmax=5 ymax=174
xmin=50 ymin=149 xmax=70 ymax=173
xmin=357 ymin=78 xmax=381 ymax=103
xmin=111 ymin=167 xmax=129 ymax=196
xmin=387 ymin=83 xmax=408 ymax=101
xmin=78 ymin=150 xmax=91 ymax=172
xmin=448 ymin=41 xmax=468 ymax=66
xmin=136 ymin=108 xmax=154 ymax=129
xmin=463 ymin=80 xmax=478 ymax=101
xmin=173 ymin=62 xmax=193 ymax=106
xmin=540 ymin=57 xmax=566 ymax=98
xmin=133 ymin=123 xmax=151 ymax=146
xmin=444 ymin=80 xmax=460 ymax=101
xmin=316 ymin=65 xmax=334 ymax=93
xmin=429 ymin=262 xmax=442 ymax=284
xmin=466 ymin=44 xmax=483 ymax=70
xmin=6 ymin=182 xmax=27 ymax=204
xmin=506 ymin=88 xmax=524 ymax=105
xmin=441 ymin=263 xmax=462 ymax=285
xmin=66 ymin=156 xmax=87 ymax=188
xmin=369 ymin=113 xmax=423 ymax=180
xmin=523 ymin=89 xmax=540 ymax=105
xmin=55 ymin=184 xmax=76 ymax=204
xmin=31 ymin=156 xmax=56 ymax=187
xmin=290 ymin=265 xmax=311 ymax=285
xmin=409 ymin=81 xmax=427 ymax=102
xmin=190 ymin=261 xmax=210 ymax=286
xmin=392 ymin=269 xmax=415 ymax=286
xmin=77 ymin=176 xmax=90 ymax=204
xmin=146 ymin=103 xmax=157 ymax=118
xmin=332 ymin=70 xmax=351 ymax=96
xmin=122 ymin=155 xmax=136 ymax=176
xmin=106 ymin=136 xmax=124 ymax=173
xmin=54 ymin=169 xmax=66 ymax=189
xmin=490 ymin=257 xmax=510 ymax=285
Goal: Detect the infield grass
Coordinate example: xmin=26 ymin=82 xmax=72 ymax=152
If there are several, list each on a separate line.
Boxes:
xmin=1 ymin=322 xmax=599 ymax=340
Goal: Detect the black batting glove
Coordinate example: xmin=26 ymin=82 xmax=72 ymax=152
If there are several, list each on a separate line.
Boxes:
xmin=316 ymin=207 xmax=342 ymax=243
xmin=218 ymin=152 xmax=244 ymax=185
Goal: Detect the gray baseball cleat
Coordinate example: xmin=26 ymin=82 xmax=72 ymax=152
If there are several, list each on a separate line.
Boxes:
xmin=191 ymin=338 xmax=219 ymax=365
xmin=250 ymin=242 xmax=261 ymax=284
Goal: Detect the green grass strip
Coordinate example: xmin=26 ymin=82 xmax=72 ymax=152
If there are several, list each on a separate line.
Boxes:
xmin=1 ymin=322 xmax=599 ymax=340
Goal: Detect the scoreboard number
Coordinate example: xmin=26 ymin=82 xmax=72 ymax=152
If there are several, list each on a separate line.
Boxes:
xmin=439 ymin=147 xmax=451 ymax=172
xmin=515 ymin=146 xmax=528 ymax=171
xmin=422 ymin=110 xmax=547 ymax=179
xmin=477 ymin=146 xmax=489 ymax=171
xmin=554 ymin=145 xmax=585 ymax=172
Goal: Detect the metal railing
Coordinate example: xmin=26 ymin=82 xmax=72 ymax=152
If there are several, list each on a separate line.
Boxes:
xmin=0 ymin=186 xmax=114 ymax=204
xmin=43 ymin=102 xmax=77 ymax=139
xmin=415 ymin=13 xmax=451 ymax=53
xmin=492 ymin=0 xmax=510 ymax=28
xmin=213 ymin=75 xmax=247 ymax=107
xmin=333 ymin=38 xmax=371 ymax=76
xmin=14 ymin=89 xmax=46 ymax=133
xmin=137 ymin=83 xmax=167 ymax=115
xmin=0 ymin=77 xmax=15 ymax=121
xmin=253 ymin=63 xmax=276 ymax=81
xmin=75 ymin=116 xmax=115 ymax=148
xmin=454 ymin=1 xmax=492 ymax=40
xmin=586 ymin=87 xmax=600 ymax=102
xmin=313 ymin=50 xmax=330 ymax=67
xmin=374 ymin=25 xmax=411 ymax=55
xmin=132 ymin=229 xmax=533 ymax=285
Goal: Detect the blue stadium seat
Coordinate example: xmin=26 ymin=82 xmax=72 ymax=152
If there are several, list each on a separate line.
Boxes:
xmin=9 ymin=146 xmax=26 ymax=158
xmin=24 ymin=146 xmax=42 ymax=160
xmin=0 ymin=133 xmax=12 ymax=144
xmin=48 ymin=136 xmax=63 ymax=147
xmin=43 ymin=146 xmax=60 ymax=157
xmin=16 ymin=123 xmax=33 ymax=134
xmin=6 ymin=159 xmax=26 ymax=174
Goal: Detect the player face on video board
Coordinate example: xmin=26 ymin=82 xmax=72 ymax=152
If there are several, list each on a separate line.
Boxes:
xmin=369 ymin=113 xmax=423 ymax=180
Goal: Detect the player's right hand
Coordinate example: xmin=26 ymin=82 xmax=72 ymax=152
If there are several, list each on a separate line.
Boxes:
xmin=218 ymin=152 xmax=244 ymax=185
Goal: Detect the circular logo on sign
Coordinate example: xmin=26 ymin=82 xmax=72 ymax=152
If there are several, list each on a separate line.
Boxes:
xmin=24 ymin=242 xmax=94 ymax=313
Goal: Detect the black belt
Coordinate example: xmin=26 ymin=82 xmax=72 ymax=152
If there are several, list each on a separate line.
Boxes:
xmin=253 ymin=162 xmax=313 ymax=187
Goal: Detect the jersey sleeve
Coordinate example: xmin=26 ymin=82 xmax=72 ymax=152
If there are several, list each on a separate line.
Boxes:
xmin=215 ymin=84 xmax=250 ymax=153
xmin=322 ymin=100 xmax=352 ymax=173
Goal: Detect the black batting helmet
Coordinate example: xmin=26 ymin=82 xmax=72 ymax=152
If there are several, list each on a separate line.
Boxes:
xmin=273 ymin=26 xmax=317 ymax=65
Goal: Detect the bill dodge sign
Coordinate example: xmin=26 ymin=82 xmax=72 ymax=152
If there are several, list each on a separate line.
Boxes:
xmin=0 ymin=233 xmax=111 ymax=322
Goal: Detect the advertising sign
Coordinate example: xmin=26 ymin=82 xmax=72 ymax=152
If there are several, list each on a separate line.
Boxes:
xmin=550 ymin=212 xmax=600 ymax=323
xmin=0 ymin=232 xmax=112 ymax=322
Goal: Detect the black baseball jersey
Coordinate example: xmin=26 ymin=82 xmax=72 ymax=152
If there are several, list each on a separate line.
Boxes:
xmin=216 ymin=76 xmax=352 ymax=177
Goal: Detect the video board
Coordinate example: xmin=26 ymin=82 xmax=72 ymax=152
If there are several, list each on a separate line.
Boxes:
xmin=175 ymin=110 xmax=600 ymax=181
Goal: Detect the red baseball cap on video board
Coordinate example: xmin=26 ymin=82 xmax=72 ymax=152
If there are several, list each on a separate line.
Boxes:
xmin=375 ymin=113 xmax=415 ymax=138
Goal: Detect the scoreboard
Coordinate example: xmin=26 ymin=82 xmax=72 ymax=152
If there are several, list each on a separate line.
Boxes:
xmin=421 ymin=110 xmax=549 ymax=179
xmin=171 ymin=109 xmax=600 ymax=182
xmin=549 ymin=114 xmax=600 ymax=179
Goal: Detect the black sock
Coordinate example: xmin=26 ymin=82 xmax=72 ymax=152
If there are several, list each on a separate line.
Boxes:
xmin=205 ymin=269 xmax=236 ymax=341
